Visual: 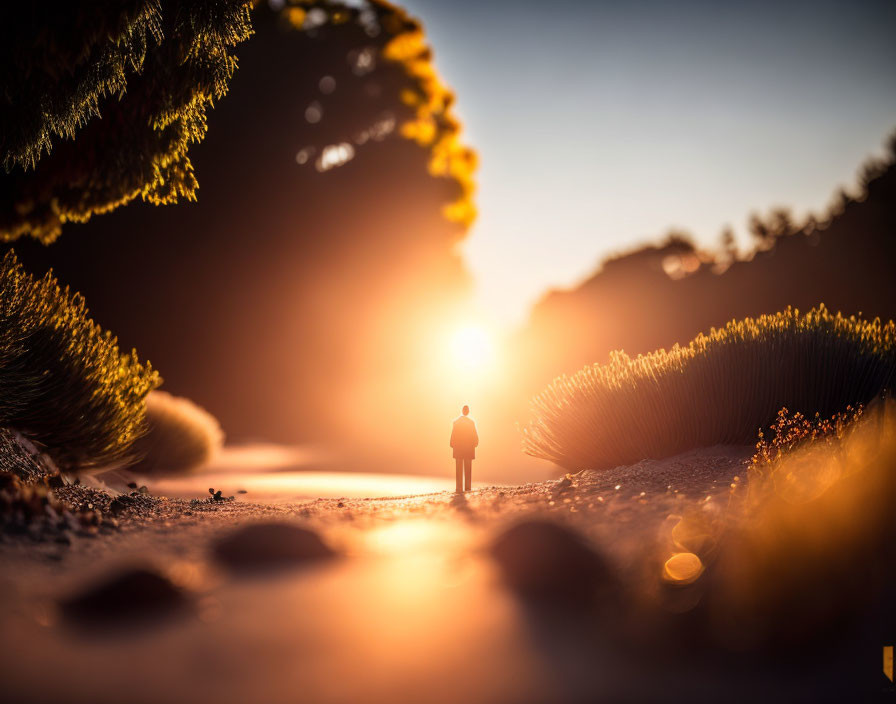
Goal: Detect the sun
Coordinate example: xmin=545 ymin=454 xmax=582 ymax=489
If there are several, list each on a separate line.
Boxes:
xmin=449 ymin=324 xmax=496 ymax=372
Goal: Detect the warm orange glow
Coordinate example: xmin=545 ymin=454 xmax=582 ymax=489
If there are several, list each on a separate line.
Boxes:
xmin=365 ymin=520 xmax=463 ymax=555
xmin=148 ymin=470 xmax=460 ymax=502
xmin=448 ymin=323 xmax=496 ymax=374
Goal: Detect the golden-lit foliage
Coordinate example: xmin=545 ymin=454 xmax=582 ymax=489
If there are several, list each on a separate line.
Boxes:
xmin=703 ymin=399 xmax=896 ymax=649
xmin=522 ymin=306 xmax=896 ymax=470
xmin=0 ymin=252 xmax=159 ymax=468
xmin=282 ymin=0 xmax=477 ymax=231
xmin=750 ymin=405 xmax=863 ymax=469
xmin=646 ymin=402 xmax=896 ymax=652
xmin=0 ymin=1 xmax=253 ymax=243
xmin=382 ymin=21 xmax=477 ymax=228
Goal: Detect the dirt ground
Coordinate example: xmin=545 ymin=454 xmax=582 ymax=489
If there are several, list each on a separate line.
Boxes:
xmin=0 ymin=445 xmax=873 ymax=703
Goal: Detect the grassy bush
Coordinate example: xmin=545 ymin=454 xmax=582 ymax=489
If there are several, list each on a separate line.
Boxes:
xmin=0 ymin=251 xmax=159 ymax=468
xmin=127 ymin=391 xmax=224 ymax=476
xmin=522 ymin=306 xmax=896 ymax=470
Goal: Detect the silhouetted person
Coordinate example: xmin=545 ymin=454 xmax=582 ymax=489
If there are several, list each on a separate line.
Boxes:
xmin=450 ymin=405 xmax=479 ymax=493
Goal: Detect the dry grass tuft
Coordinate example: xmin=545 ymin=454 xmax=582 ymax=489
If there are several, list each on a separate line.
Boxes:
xmin=702 ymin=399 xmax=896 ymax=652
xmin=126 ymin=391 xmax=223 ymax=476
xmin=750 ymin=405 xmax=864 ymax=469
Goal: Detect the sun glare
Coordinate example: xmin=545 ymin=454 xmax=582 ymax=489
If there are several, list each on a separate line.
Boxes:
xmin=449 ymin=324 xmax=496 ymax=371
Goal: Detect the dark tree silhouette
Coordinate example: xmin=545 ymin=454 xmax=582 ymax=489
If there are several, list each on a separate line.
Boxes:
xmin=0 ymin=0 xmax=254 ymax=242
xmin=6 ymin=2 xmax=477 ymax=463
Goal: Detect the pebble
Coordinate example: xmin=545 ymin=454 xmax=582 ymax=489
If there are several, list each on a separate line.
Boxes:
xmin=489 ymin=519 xmax=614 ymax=603
xmin=60 ymin=567 xmax=188 ymax=628
xmin=108 ymin=497 xmax=130 ymax=516
xmin=211 ymin=522 xmax=335 ymax=572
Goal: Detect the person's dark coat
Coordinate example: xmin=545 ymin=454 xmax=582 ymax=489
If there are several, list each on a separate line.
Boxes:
xmin=450 ymin=415 xmax=479 ymax=460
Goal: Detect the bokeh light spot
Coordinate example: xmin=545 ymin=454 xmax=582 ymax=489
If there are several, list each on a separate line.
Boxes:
xmin=305 ymin=101 xmax=322 ymax=124
xmin=316 ymin=142 xmax=355 ymax=172
xmin=663 ymin=552 xmax=704 ymax=584
xmin=319 ymin=75 xmax=336 ymax=94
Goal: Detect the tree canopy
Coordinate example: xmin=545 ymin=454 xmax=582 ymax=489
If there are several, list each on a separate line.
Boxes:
xmin=0 ymin=0 xmax=254 ymax=243
xmin=0 ymin=1 xmax=476 ymax=244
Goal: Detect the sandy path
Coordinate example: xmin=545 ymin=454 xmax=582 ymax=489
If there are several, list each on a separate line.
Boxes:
xmin=0 ymin=446 xmax=775 ymax=704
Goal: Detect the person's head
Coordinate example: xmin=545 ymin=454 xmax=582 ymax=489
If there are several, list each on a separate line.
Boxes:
xmin=462 ymin=405 xmax=470 ymax=416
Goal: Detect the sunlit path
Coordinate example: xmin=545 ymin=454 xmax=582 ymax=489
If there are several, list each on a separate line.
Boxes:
xmin=148 ymin=469 xmax=489 ymax=501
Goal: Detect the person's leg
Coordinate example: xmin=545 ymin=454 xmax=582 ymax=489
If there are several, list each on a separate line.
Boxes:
xmin=464 ymin=458 xmax=472 ymax=492
xmin=455 ymin=458 xmax=463 ymax=493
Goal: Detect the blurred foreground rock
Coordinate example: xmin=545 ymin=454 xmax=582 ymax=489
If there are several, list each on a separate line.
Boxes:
xmin=211 ymin=522 xmax=336 ymax=572
xmin=61 ymin=567 xmax=189 ymax=628
xmin=490 ymin=519 xmax=615 ymax=604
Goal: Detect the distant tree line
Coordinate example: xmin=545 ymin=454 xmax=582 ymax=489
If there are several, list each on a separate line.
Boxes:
xmin=516 ymin=133 xmax=896 ymax=398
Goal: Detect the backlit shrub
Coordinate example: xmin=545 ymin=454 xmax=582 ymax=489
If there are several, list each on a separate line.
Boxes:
xmin=0 ymin=251 xmax=159 ymax=468
xmin=522 ymin=306 xmax=895 ymax=470
xmin=127 ymin=391 xmax=224 ymax=475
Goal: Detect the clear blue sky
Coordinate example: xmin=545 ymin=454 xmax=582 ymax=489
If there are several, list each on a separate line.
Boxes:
xmin=399 ymin=0 xmax=896 ymax=326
